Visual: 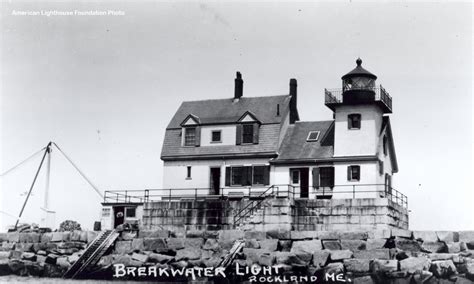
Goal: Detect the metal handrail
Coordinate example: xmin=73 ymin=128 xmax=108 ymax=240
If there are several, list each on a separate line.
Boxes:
xmin=233 ymin=185 xmax=275 ymax=225
xmin=324 ymin=85 xmax=392 ymax=110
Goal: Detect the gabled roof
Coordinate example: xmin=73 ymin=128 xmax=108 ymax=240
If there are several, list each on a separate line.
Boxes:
xmin=237 ymin=111 xmax=261 ymax=124
xmin=272 ymin=121 xmax=334 ymax=163
xmin=166 ymin=95 xmax=291 ymax=129
xmin=381 ymin=116 xmax=399 ymax=173
xmin=180 ymin=114 xmax=200 ymax=126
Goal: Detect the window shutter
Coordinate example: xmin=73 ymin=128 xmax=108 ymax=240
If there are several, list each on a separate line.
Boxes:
xmin=195 ymin=126 xmax=201 ymax=147
xmin=263 ymin=166 xmax=270 ymax=185
xmin=329 ymin=167 xmax=335 ymax=187
xmin=225 ymin=167 xmax=231 ymax=186
xmin=253 ymin=123 xmax=259 ymax=144
xmin=312 ymin=167 xmax=320 ymax=189
xmin=236 ymin=124 xmax=242 ymax=145
xmin=347 ymin=166 xmax=351 ymax=181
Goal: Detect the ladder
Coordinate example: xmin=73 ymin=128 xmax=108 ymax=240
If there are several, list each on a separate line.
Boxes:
xmin=218 ymin=239 xmax=245 ymax=268
xmin=63 ymin=229 xmax=119 ymax=279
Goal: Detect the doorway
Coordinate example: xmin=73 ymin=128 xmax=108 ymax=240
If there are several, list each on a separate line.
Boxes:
xmin=210 ymin=167 xmax=221 ymax=195
xmin=290 ymin=168 xmax=309 ymax=198
xmin=113 ymin=206 xmax=125 ymax=228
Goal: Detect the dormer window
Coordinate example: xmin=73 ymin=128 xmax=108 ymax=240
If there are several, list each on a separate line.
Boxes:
xmin=184 ymin=127 xmax=196 ymax=146
xmin=242 ymin=124 xmax=254 ymax=144
xmin=306 ymin=131 xmax=320 ymax=142
xmin=348 ymin=114 xmax=361 ymax=129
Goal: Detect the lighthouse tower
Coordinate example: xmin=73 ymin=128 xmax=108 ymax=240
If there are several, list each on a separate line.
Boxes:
xmin=325 ymin=58 xmax=397 ymax=197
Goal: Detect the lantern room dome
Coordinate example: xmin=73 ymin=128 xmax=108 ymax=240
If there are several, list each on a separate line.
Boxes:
xmin=341 ymin=58 xmax=377 ymax=80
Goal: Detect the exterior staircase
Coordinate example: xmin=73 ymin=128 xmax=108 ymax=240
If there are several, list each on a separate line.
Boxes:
xmin=63 ymin=229 xmax=119 ymax=279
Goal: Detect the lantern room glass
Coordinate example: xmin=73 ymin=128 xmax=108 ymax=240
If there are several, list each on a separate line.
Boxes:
xmin=343 ymin=76 xmax=376 ymax=92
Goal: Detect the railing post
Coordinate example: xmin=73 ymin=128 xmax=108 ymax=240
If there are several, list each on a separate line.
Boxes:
xmin=125 ymin=190 xmax=128 ymax=203
xmin=195 ymin=188 xmax=197 ymax=199
xmin=353 ymin=185 xmax=355 ymax=199
xmin=116 ymin=193 xmax=118 ymax=202
xmin=169 ymin=189 xmax=171 ymax=201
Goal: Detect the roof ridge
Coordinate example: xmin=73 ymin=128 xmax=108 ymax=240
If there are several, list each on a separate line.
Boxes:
xmin=182 ymin=94 xmax=290 ymax=104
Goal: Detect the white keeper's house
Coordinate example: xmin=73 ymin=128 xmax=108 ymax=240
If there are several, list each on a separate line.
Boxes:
xmin=160 ymin=58 xmax=398 ymax=200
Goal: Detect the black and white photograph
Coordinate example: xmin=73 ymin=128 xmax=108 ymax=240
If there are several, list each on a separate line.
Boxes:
xmin=0 ymin=1 xmax=472 ymax=283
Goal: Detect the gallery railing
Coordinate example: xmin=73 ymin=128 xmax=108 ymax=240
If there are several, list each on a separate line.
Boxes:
xmin=324 ymin=85 xmax=392 ymax=111
xmin=103 ymin=183 xmax=408 ymax=209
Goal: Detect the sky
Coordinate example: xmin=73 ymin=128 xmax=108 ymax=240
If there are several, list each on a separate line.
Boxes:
xmin=0 ymin=1 xmax=472 ymax=231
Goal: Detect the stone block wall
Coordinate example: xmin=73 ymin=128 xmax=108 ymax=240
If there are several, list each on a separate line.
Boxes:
xmin=142 ymin=197 xmax=409 ymax=232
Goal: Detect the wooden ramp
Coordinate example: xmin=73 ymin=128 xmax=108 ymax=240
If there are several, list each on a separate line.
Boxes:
xmin=63 ymin=229 xmax=119 ymax=279
xmin=218 ymin=239 xmax=245 ymax=268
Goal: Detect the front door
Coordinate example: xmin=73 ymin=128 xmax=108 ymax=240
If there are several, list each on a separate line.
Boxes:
xmin=210 ymin=168 xmax=221 ymax=195
xmin=300 ymin=168 xmax=309 ymax=198
xmin=113 ymin=206 xmax=125 ymax=228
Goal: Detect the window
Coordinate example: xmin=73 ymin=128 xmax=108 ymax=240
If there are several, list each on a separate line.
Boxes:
xmin=125 ymin=207 xmax=136 ymax=218
xmin=291 ymin=170 xmax=300 ymax=184
xmin=348 ymin=114 xmax=361 ymax=129
xmin=319 ymin=167 xmax=335 ymax=187
xmin=252 ymin=166 xmax=265 ymax=185
xmin=186 ymin=166 xmax=192 ymax=179
xmin=347 ymin=165 xmax=360 ymax=181
xmin=226 ymin=165 xmax=269 ymax=186
xmin=184 ymin=127 xmax=196 ymax=146
xmin=102 ymin=208 xmax=111 ymax=217
xmin=306 ymin=131 xmax=320 ymax=142
xmin=211 ymin=130 xmax=222 ymax=143
xmin=383 ymin=135 xmax=388 ymax=156
xmin=242 ymin=124 xmax=254 ymax=144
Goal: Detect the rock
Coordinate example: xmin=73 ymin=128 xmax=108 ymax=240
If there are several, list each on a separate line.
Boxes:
xmin=19 ymin=233 xmax=40 ymax=243
xmin=0 ymin=234 xmax=7 ymax=242
xmin=131 ymin=238 xmax=145 ymax=251
xmin=274 ymin=252 xmax=307 ymax=266
xmin=243 ymin=248 xmax=264 ymax=264
xmin=9 ymin=259 xmax=27 ymax=276
xmin=56 ymin=257 xmax=70 ymax=268
xmin=368 ymin=230 xmax=391 ymax=239
xmin=437 ymin=231 xmax=459 ymax=243
xmin=290 ymin=231 xmax=318 ymax=240
xmin=97 ymin=255 xmax=115 ymax=267
xmin=316 ymin=231 xmax=340 ymax=240
xmin=259 ymin=239 xmax=278 ymax=251
xmin=339 ymin=231 xmax=369 ymax=240
xmin=44 ymin=262 xmax=66 ymax=277
xmin=86 ymin=231 xmax=99 ymax=243
xmin=0 ymin=252 xmax=10 ymax=260
xmin=463 ymin=262 xmax=474 ymax=281
xmin=2 ymin=242 xmax=15 ymax=250
xmin=330 ymin=250 xmax=353 ymax=261
xmin=391 ymin=229 xmax=412 ymax=239
xmin=148 ymin=253 xmax=174 ymax=264
xmin=46 ymin=254 xmax=59 ymax=265
xmin=114 ymin=241 xmax=132 ymax=254
xmin=323 ymin=240 xmax=342 ymax=250
xmin=140 ymin=230 xmax=170 ymax=238
xmin=430 ymin=260 xmax=457 ymax=278
xmin=413 ymin=231 xmax=438 ymax=242
xmin=258 ymin=253 xmax=275 ymax=266
xmin=51 ymin=232 xmax=64 ymax=242
xmin=244 ymin=239 xmax=260 ymax=249
xmin=422 ymin=241 xmax=447 ymax=253
xmin=131 ymin=253 xmax=149 ymax=263
xmin=10 ymin=251 xmax=22 ymax=260
xmin=458 ymin=231 xmax=474 ymax=249
xmin=353 ymin=249 xmax=390 ymax=260
xmin=121 ymin=232 xmax=137 ymax=241
xmin=203 ymin=239 xmax=220 ymax=250
xmin=143 ymin=238 xmax=167 ymax=251
xmin=291 ymin=240 xmax=323 ymax=255
xmin=167 ymin=238 xmax=185 ymax=250
xmin=446 ymin=242 xmax=463 ymax=253
xmin=266 ymin=228 xmax=291 ymax=240
xmin=245 ymin=231 xmax=267 ymax=240
xmin=21 ymin=252 xmax=36 ymax=261
xmin=15 ymin=243 xmax=34 ymax=252
xmin=0 ymin=259 xmax=11 ymax=276
xmin=353 ymin=275 xmax=375 ymax=284
xmin=344 ymin=258 xmax=371 ymax=273
xmin=399 ymin=257 xmax=431 ymax=273
xmin=36 ymin=255 xmax=46 ymax=263
xmin=175 ymin=248 xmax=201 ymax=261
xmin=412 ymin=270 xmax=433 ymax=283
xmin=366 ymin=239 xmax=387 ymax=250
xmin=218 ymin=230 xmax=244 ymax=249
xmin=341 ymin=240 xmax=367 ymax=251
xmin=370 ymin=259 xmax=398 ymax=273
xmin=67 ymin=252 xmax=81 ymax=264
xmin=324 ymin=262 xmax=344 ymax=275
xmin=41 ymin=233 xmax=52 ymax=243
xmin=428 ymin=253 xmax=459 ymax=261
xmin=394 ymin=238 xmax=422 ymax=252
xmin=7 ymin=233 xmax=20 ymax=243
xmin=312 ymin=250 xmax=330 ymax=268
xmin=278 ymin=240 xmax=292 ymax=252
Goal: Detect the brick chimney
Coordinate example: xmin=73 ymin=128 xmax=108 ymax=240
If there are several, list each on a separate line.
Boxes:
xmin=234 ymin=72 xmax=243 ymax=101
xmin=289 ymin=78 xmax=299 ymax=124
